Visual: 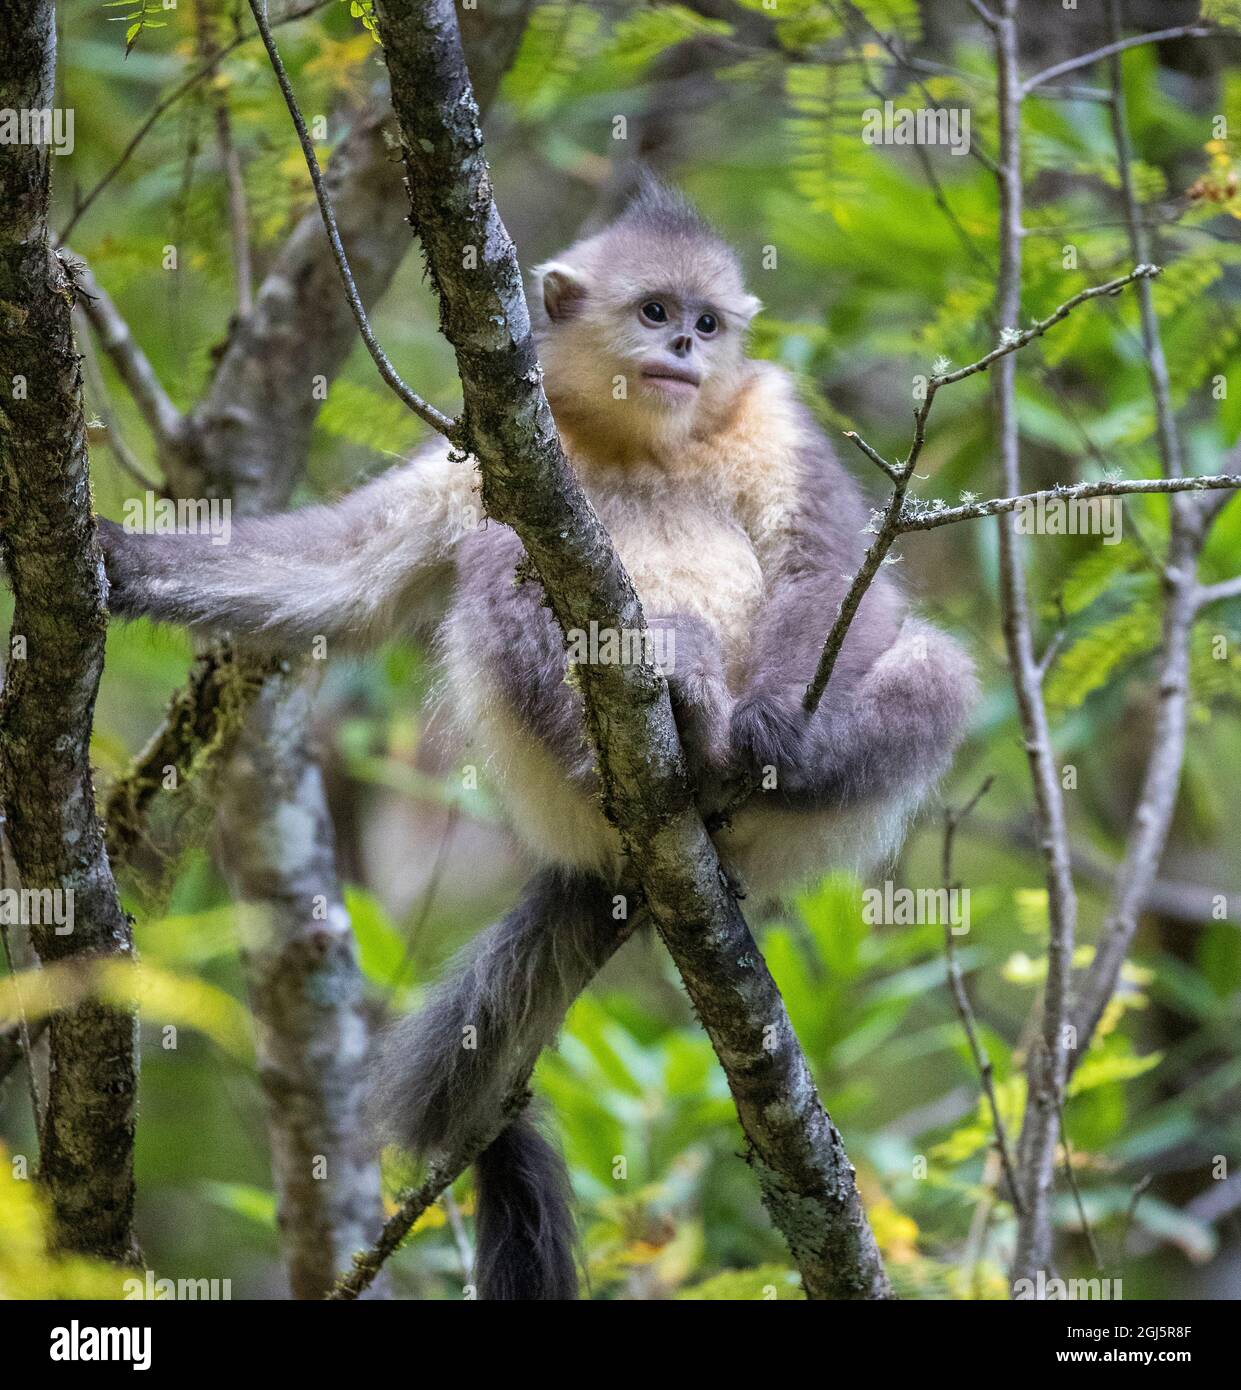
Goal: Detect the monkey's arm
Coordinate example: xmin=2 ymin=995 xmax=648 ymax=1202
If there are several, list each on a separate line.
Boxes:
xmin=731 ymin=444 xmax=976 ymax=809
xmin=732 ymin=612 xmax=976 ymax=810
xmin=100 ymin=444 xmax=476 ymax=652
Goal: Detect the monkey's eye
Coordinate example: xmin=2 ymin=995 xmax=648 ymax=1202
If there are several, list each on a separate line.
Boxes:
xmin=640 ymin=301 xmax=668 ymax=325
xmin=696 ymin=312 xmax=719 ymax=337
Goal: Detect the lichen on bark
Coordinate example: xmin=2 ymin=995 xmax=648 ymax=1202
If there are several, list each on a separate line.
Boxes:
xmin=0 ymin=0 xmax=138 ymax=1262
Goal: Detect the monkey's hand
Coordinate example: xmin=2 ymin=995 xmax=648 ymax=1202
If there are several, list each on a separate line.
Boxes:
xmin=728 ymin=688 xmax=810 ymax=790
xmin=649 ymin=615 xmax=733 ymax=802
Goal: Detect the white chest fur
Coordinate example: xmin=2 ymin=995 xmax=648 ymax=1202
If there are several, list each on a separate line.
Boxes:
xmin=592 ymin=481 xmax=765 ymax=685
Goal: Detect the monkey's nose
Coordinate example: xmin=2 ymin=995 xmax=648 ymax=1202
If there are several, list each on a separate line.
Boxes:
xmin=670 ymin=334 xmax=693 ymax=356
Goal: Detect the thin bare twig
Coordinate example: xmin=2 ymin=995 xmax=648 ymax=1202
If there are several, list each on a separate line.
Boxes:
xmin=0 ymin=862 xmax=44 ymax=1126
xmin=1118 ymin=1173 xmax=1154 ymax=1263
xmin=838 ymin=1 xmax=998 ymax=175
xmin=1067 ymin=0 xmax=1218 ymax=1062
xmin=0 ymin=1014 xmax=48 ymax=1089
xmin=1195 ymin=576 xmax=1241 ymax=613
xmin=329 ymin=1113 xmax=513 ymax=1300
xmin=246 ymin=0 xmax=456 ymax=439
xmin=77 ymin=310 xmax=163 ymax=493
xmin=1049 ymin=1066 xmax=1103 ymax=1270
xmin=940 ymin=776 xmax=1024 ymax=1214
xmin=841 ymin=0 xmax=1138 ymax=495
xmin=1022 ymin=25 xmax=1217 ymax=96
xmin=804 ymin=265 xmax=1163 ymax=717
xmin=196 ymin=3 xmax=255 ymax=316
xmin=896 ymin=473 xmax=1241 ymax=533
xmin=991 ymin=0 xmax=1078 ymax=1292
xmin=332 ymin=894 xmax=645 ymax=1299
xmin=69 ymin=255 xmax=185 ymax=459
xmin=965 ymin=0 xmax=999 ymax=31
xmin=841 ymin=429 xmax=898 ymax=481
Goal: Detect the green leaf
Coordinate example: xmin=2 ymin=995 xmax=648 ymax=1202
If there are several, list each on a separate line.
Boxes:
xmin=1068 ymin=1046 xmax=1162 ymax=1097
xmin=344 ymin=884 xmax=409 ymax=988
xmin=1054 ymin=541 xmax=1143 ymax=616
xmin=201 ymin=1182 xmax=278 ymax=1231
xmin=1045 ymin=602 xmax=1161 ymax=709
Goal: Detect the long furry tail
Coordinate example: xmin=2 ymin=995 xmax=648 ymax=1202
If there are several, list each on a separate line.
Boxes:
xmin=474 ymin=1112 xmax=578 ymax=1300
xmin=372 ymin=870 xmax=625 ymax=1299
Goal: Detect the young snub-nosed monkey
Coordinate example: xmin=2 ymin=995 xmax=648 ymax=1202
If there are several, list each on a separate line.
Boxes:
xmin=100 ymin=182 xmax=976 ymax=1300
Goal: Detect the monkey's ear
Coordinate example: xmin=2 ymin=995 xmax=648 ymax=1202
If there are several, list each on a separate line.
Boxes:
xmin=736 ymin=293 xmax=763 ymax=324
xmin=535 ymin=261 xmax=588 ymax=323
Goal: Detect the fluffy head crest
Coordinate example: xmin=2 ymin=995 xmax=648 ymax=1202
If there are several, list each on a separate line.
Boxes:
xmin=613 ymin=175 xmax=719 ymax=245
xmin=533 ymin=177 xmax=760 ymax=327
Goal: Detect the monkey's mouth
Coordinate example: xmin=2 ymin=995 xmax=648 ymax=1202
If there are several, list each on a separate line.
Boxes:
xmin=639 ymin=364 xmax=702 ymax=400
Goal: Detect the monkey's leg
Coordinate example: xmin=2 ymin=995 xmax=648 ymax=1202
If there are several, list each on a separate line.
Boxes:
xmin=731 ymin=616 xmax=977 ymax=809
xmin=372 ymin=869 xmax=630 ymax=1299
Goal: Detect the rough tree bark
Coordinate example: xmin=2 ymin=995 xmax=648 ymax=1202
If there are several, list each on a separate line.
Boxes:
xmin=369 ymin=0 xmax=892 ymax=1300
xmin=0 ymin=0 xmax=138 ymax=1261
xmin=215 ymin=671 xmax=381 ymax=1298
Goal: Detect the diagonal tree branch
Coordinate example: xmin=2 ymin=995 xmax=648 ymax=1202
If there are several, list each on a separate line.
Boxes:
xmin=1021 ymin=23 xmax=1217 ymax=96
xmin=71 ymin=257 xmax=187 ymax=475
xmin=355 ymin=0 xmax=893 ymax=1301
xmin=1195 ymin=575 xmax=1241 ymax=612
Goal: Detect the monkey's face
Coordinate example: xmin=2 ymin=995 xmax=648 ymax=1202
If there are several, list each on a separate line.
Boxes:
xmin=610 ymin=292 xmax=736 ymax=413
xmin=532 ymin=226 xmax=760 ymax=456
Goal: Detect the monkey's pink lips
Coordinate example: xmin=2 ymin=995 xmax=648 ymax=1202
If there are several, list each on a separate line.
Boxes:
xmin=640 ymin=364 xmax=701 ymax=398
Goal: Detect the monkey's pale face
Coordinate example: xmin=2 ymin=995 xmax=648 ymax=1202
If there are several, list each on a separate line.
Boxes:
xmin=532 ymin=229 xmax=760 ymax=459
xmin=592 ymin=290 xmax=744 ymax=419
xmin=620 ymin=293 xmax=730 ymax=411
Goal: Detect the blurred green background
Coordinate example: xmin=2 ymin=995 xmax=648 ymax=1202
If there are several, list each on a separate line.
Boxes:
xmin=2 ymin=0 xmax=1240 ymax=1299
